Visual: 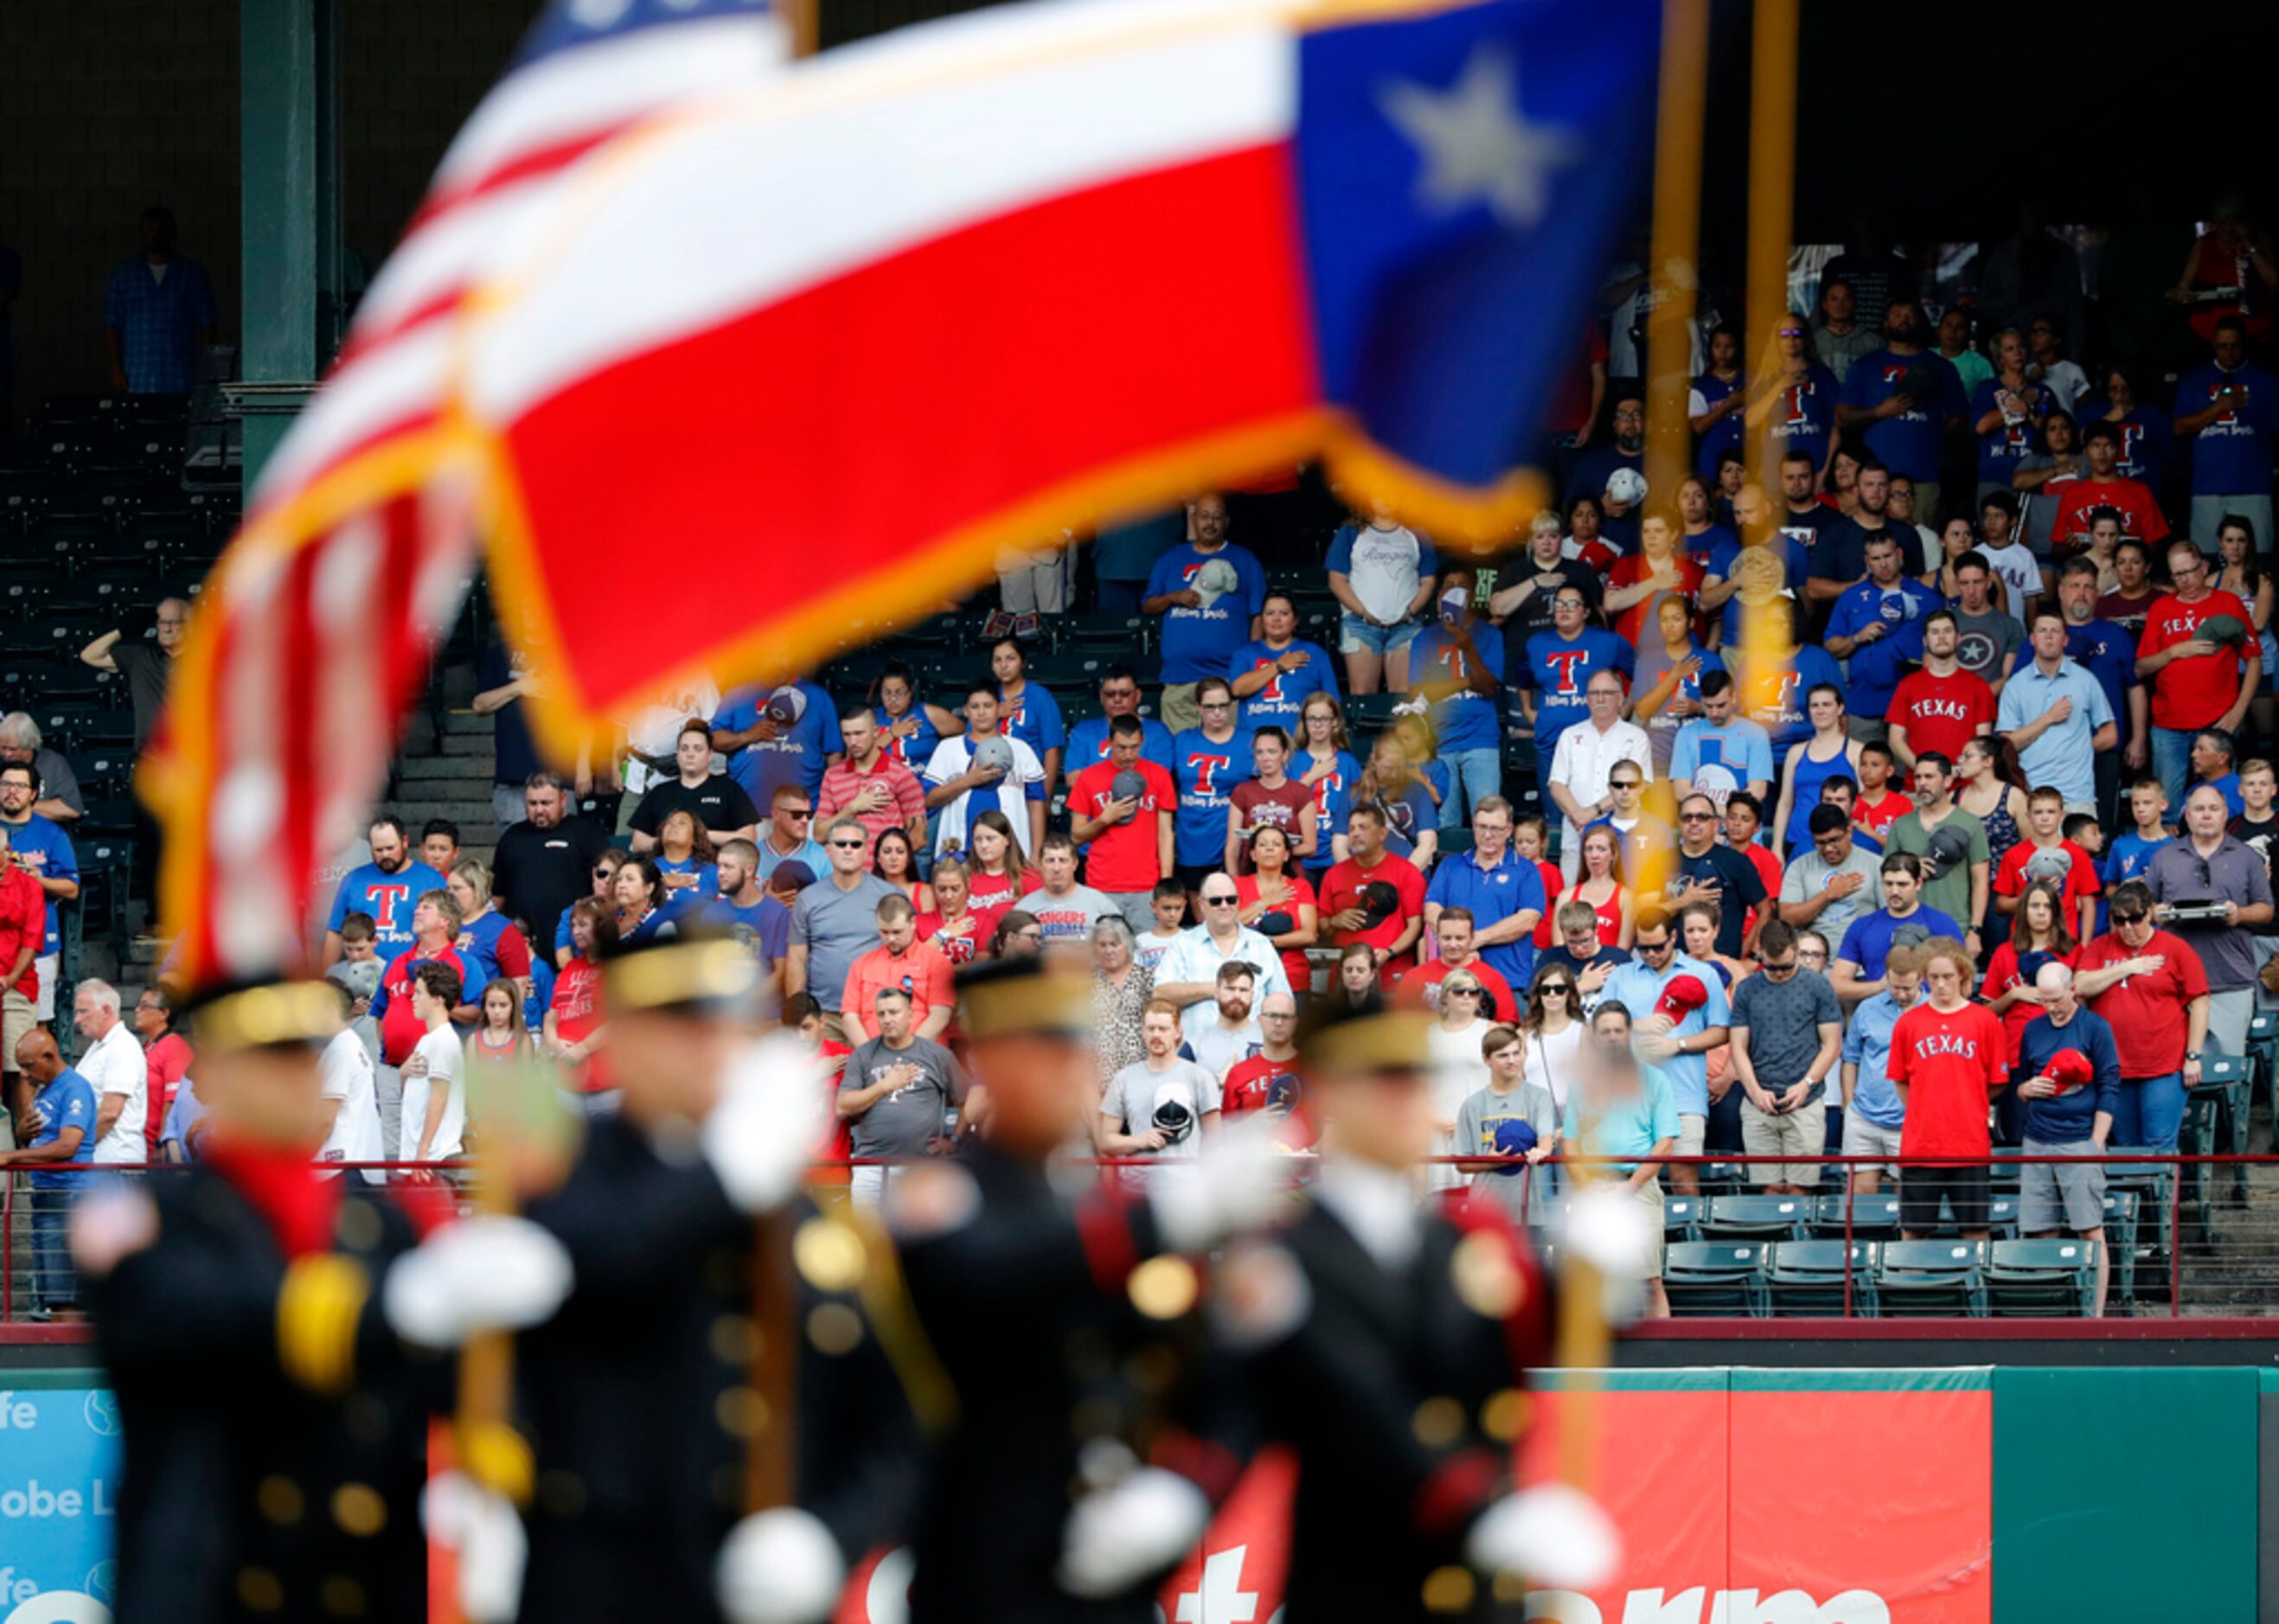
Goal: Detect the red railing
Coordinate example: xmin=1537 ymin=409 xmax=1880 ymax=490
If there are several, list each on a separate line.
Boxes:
xmin=8 ymin=1151 xmax=2275 ymax=1325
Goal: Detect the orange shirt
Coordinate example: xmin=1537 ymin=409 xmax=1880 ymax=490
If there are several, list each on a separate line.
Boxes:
xmin=840 ymin=941 xmax=955 ymax=1037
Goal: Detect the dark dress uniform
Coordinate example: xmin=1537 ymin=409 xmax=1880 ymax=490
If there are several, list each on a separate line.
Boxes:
xmin=88 ymin=1161 xmax=446 ymax=1624
xmin=514 ymin=1111 xmax=914 ymax=1624
xmin=888 ymin=1141 xmax=1232 ymax=1624
xmin=1232 ymin=1190 xmax=1554 ymax=1623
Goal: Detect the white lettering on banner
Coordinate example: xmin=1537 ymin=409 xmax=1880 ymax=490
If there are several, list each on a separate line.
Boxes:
xmin=0 ymin=1572 xmax=35 ymax=1606
xmin=0 ymin=1481 xmax=84 ymax=1518
xmin=0 ymin=1395 xmax=35 ymax=1429
xmin=1524 ymin=1591 xmax=1892 ymax=1624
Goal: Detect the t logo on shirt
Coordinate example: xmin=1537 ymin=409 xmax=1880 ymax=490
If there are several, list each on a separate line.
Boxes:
xmin=1783 ymin=380 xmax=1814 ymax=424
xmin=1543 ymin=649 xmax=1589 ymax=696
xmin=1249 ymin=658 xmax=1286 ymax=702
xmin=367 ymin=883 xmax=412 ymax=935
xmin=1310 ymin=771 xmax=1344 ymax=815
xmin=1185 ymin=753 xmax=1231 ymax=798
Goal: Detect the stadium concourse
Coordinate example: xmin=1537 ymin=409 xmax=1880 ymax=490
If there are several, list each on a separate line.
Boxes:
xmin=9 ymin=209 xmax=2279 ymax=1325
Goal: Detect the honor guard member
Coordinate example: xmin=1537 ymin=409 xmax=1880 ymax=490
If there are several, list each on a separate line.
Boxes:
xmin=74 ymin=979 xmax=560 ymax=1624
xmin=1210 ymin=1000 xmax=1622 ymax=1621
xmin=503 ymin=931 xmax=912 ymax=1624
xmin=885 ymin=956 xmax=1285 ymax=1623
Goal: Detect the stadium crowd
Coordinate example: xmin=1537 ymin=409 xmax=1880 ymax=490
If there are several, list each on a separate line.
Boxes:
xmin=10 ymin=208 xmax=2279 ymax=1322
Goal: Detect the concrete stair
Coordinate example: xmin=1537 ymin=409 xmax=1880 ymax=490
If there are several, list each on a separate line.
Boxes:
xmin=390 ymin=707 xmax=503 ymax=858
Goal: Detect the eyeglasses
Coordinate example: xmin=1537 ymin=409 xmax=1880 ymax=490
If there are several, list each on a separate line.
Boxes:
xmin=1202 ymin=894 xmax=1239 ymax=906
xmin=592 ymin=866 xmax=614 ymax=876
xmin=1762 ymin=960 xmax=1799 ymax=977
xmin=1776 ymin=326 xmax=1805 ymax=338
xmin=1200 ymin=701 xmax=1232 ymax=712
xmin=829 ymin=839 xmax=867 ymax=850
xmin=2112 ymin=909 xmax=2150 ymax=925
xmin=1610 ymin=778 xmax=1642 ymax=790
xmin=1541 ymin=983 xmax=1573 ymax=996
xmin=1680 ymin=811 xmax=1716 ymax=822
xmin=1447 ymin=986 xmax=1482 ymax=997
xmin=783 ymin=807 xmax=814 ymax=820
xmin=1638 ymin=938 xmax=1674 ymax=954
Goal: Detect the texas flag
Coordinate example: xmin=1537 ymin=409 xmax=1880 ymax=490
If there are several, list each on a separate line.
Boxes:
xmin=464 ymin=0 xmax=1660 ymax=758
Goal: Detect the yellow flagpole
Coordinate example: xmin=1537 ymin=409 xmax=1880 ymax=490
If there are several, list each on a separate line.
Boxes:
xmin=1557 ymin=0 xmax=1709 ymax=1499
xmin=1741 ymin=0 xmax=1801 ymax=713
xmin=1639 ymin=0 xmax=1709 ymax=539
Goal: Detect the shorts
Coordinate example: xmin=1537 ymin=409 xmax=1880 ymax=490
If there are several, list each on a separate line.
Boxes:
xmin=1676 ymin=1113 xmax=1707 ymax=1158
xmin=2019 ymin=1138 xmax=2106 ymax=1233
xmin=2 ymin=988 xmax=32 ymax=1078
xmin=34 ymin=953 xmax=55 ymax=1022
xmin=1629 ymin=1173 xmax=1666 ymax=1276
xmin=1337 ymin=615 xmax=1424 ymax=658
xmin=1840 ymin=1114 xmax=1905 ymax=1179
xmin=1899 ymin=1163 xmax=1991 ymax=1234
xmin=1740 ymin=1097 xmax=1823 ymax=1185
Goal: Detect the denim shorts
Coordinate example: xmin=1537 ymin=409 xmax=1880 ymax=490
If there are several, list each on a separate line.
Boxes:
xmin=1338 ymin=614 xmax=1424 ymax=657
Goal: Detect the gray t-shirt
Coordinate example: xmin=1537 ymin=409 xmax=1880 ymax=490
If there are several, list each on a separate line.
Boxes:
xmin=1951 ymin=609 xmax=2026 ymax=688
xmin=1102 ymin=1058 xmax=1220 ymax=1187
xmin=791 ymin=873 xmax=902 ymax=1013
xmin=1885 ymin=807 xmax=1990 ymax=930
xmin=839 ymin=1034 xmax=966 ymax=1158
xmin=1778 ymin=844 xmax=1885 ymax=943
xmin=1729 ymin=967 xmax=1842 ymax=1102
xmin=1455 ymin=1081 xmax=1561 ymax=1221
xmin=1016 ymin=884 xmax=1122 ymax=943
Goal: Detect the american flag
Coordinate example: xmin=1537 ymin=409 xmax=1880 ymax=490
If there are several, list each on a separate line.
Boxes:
xmin=146 ymin=0 xmax=789 ymax=987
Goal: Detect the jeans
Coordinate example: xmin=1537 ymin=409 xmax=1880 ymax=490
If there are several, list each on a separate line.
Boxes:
xmin=2109 ymin=1071 xmax=2186 ymax=1153
xmin=1437 ymin=747 xmax=1503 ymax=835
xmin=377 ymin=1065 xmax=403 ymax=1162
xmin=30 ymin=1186 xmax=77 ymax=1310
xmin=2151 ymin=726 xmax=2199 ymax=815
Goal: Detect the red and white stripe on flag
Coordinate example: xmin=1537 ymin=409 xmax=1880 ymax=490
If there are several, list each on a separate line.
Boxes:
xmin=144 ymin=3 xmax=788 ymax=989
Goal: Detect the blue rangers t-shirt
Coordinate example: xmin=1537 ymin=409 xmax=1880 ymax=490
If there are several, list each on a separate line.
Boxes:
xmin=1228 ymin=637 xmax=1340 ymax=732
xmin=996 ymin=682 xmax=1066 ymax=770
xmin=2173 ymin=361 xmax=2277 ymax=496
xmin=1743 ymin=644 xmax=1847 ymax=752
xmin=1301 ymin=749 xmax=1362 ymax=875
xmin=1521 ymin=628 xmax=1632 ymax=760
xmin=1759 ymin=364 xmax=1840 ymax=473
xmin=26 ymin=1065 xmax=96 ymax=1190
xmin=1146 ymin=543 xmax=1267 ymax=684
xmin=716 ymin=679 xmax=842 ymax=809
xmin=1692 ymin=371 xmax=1745 ymax=478
xmin=1969 ymin=375 xmax=2049 ymax=485
xmin=326 ymin=859 xmax=447 ymax=959
xmin=1826 ymin=577 xmax=1942 ymax=718
xmin=1669 ymin=718 xmax=1775 ymax=809
xmin=1842 ymin=348 xmax=1967 ymax=482
xmin=2105 ymin=408 xmax=2173 ymax=487
xmin=1408 ymin=620 xmax=1506 ymax=753
xmin=1170 ymin=726 xmax=1253 ymax=868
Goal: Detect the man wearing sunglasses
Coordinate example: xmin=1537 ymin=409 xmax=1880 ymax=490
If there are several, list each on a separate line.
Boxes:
xmin=1638 ymin=793 xmax=1764 ymax=961
xmin=1153 ymin=876 xmax=1290 ymax=1045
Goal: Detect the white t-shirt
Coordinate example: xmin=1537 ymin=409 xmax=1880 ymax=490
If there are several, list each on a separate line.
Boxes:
xmin=399 ymin=1024 xmax=467 ymax=1164
xmin=318 ymin=1027 xmax=385 ymax=1182
xmin=1427 ymin=1020 xmax=1492 ymax=1192
xmin=923 ymin=733 xmax=1046 ymax=859
xmin=1977 ymin=540 xmax=2043 ymax=617
xmin=80 ymin=1020 xmax=148 ymax=1165
xmin=1336 ymin=523 xmax=1432 ymax=624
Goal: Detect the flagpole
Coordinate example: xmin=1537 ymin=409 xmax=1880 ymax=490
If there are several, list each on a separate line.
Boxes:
xmin=1741 ymin=0 xmax=1800 ymax=711
xmin=1638 ymin=0 xmax=1709 ymax=535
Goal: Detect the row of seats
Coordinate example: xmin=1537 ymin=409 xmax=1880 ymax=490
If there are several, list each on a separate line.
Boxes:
xmin=1665 ymin=1237 xmax=2108 ymax=1319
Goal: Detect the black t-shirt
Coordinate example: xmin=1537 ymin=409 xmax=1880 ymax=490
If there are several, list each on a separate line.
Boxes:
xmin=629 ymin=775 xmax=760 ymax=838
xmin=1668 ymin=844 xmax=1768 ymax=958
xmin=1536 ymin=943 xmax=1633 ymax=987
xmin=490 ymin=815 xmax=613 ymax=953
xmin=1495 ymin=559 xmax=1605 ymax=682
xmin=112 ymin=641 xmax=173 ymax=752
xmin=2231 ymin=812 xmax=2279 ymax=887
xmin=1810 ymin=512 xmax=1927 ymax=585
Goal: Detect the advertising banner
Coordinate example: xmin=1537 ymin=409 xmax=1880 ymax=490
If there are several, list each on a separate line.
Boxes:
xmin=0 ymin=1377 xmax=120 ymax=1623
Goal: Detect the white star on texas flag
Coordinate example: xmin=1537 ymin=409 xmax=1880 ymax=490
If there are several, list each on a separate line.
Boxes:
xmin=1379 ymin=45 xmax=1581 ymax=230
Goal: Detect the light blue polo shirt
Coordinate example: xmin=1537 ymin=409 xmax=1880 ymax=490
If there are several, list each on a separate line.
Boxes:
xmin=1599 ymin=951 xmax=1732 ymax=1117
xmin=1995 ymin=655 xmax=2112 ymax=809
xmin=1839 ymin=989 xmax=1912 ymax=1129
xmin=1562 ymin=1063 xmax=1681 ymax=1173
xmin=1424 ymin=846 xmax=1546 ymax=989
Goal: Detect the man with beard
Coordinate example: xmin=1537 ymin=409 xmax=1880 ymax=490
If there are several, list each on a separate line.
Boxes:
xmin=323 ymin=815 xmax=445 ymax=965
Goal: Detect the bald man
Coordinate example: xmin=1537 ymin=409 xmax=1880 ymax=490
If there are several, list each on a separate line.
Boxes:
xmin=1 ymin=1030 xmax=95 ymax=1316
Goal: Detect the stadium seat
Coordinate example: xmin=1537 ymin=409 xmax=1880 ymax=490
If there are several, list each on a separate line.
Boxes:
xmin=1053 ymin=614 xmax=1150 ymax=655
xmin=1812 ymin=1191 xmax=1901 ymax=1240
xmin=1661 ymin=1193 xmax=1704 ymax=1243
xmin=1698 ymin=1194 xmax=1813 ymax=1243
xmin=1345 ymin=693 xmax=1405 ymax=732
xmin=1986 ymin=1149 xmax=2022 ymax=1192
xmin=80 ymin=794 xmax=140 ymax=835
xmin=2104 ymin=1152 xmax=2175 ymax=1282
xmin=1986 ymin=1193 xmax=2020 ymax=1238
xmin=1663 ymin=1241 xmax=1770 ymax=1317
xmin=1986 ymin=1238 xmax=2097 ymax=1317
xmin=2099 ymin=1189 xmax=2141 ymax=1308
xmin=1873 ymin=1239 xmax=1988 ymax=1317
xmin=1764 ymin=1239 xmax=1879 ymax=1317
xmin=64 ymin=751 xmax=131 ymax=798
xmin=2194 ymin=1054 xmax=2251 ymax=1157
